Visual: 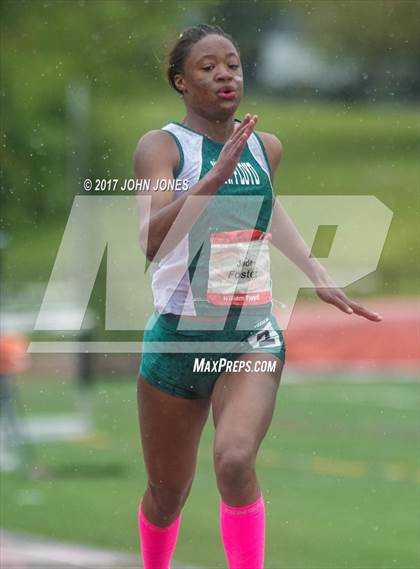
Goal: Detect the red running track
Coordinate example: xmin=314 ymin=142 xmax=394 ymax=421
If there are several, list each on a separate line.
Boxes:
xmin=275 ymin=297 xmax=419 ymax=375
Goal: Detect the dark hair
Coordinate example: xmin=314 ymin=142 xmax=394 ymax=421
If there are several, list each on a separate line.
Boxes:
xmin=167 ymin=24 xmax=240 ymax=94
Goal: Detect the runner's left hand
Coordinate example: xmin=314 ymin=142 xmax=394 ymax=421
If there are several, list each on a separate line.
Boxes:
xmin=316 ymin=287 xmax=382 ymax=321
xmin=314 ymin=273 xmax=383 ymax=322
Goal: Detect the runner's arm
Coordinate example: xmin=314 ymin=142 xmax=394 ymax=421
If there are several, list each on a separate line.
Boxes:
xmin=260 ymin=132 xmax=382 ymax=321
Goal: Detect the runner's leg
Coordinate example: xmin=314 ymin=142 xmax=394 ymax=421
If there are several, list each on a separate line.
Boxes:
xmin=137 ymin=376 xmax=210 ymax=569
xmin=138 ymin=376 xmax=211 ymax=526
xmin=212 ymin=352 xmax=284 ymax=569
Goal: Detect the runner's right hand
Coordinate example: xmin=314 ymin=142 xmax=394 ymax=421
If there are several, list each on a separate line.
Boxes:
xmin=212 ymin=114 xmax=258 ymax=183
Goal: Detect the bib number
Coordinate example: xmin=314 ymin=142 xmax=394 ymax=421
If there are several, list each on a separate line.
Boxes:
xmin=248 ymin=320 xmax=281 ymax=349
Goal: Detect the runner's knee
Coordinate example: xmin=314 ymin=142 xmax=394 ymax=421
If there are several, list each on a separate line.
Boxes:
xmin=147 ymin=479 xmax=192 ymax=517
xmin=214 ymin=447 xmax=256 ymax=490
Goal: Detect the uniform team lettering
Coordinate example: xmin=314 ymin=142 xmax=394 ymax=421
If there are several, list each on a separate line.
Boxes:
xmin=210 ymin=160 xmax=260 ymax=185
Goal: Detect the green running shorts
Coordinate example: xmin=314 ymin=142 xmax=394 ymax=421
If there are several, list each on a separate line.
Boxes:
xmin=139 ymin=311 xmax=286 ymax=399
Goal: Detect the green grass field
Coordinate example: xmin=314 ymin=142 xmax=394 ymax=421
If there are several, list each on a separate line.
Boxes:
xmin=1 ymin=375 xmax=418 ymax=568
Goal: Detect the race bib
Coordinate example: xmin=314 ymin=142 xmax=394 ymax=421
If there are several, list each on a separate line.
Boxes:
xmin=207 ymin=229 xmax=272 ymax=306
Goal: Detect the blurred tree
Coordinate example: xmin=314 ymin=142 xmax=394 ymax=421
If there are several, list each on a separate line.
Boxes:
xmin=295 ymin=0 xmax=419 ymax=63
xmin=0 ymin=0 xmax=184 ymax=224
xmin=291 ymin=0 xmax=420 ymax=97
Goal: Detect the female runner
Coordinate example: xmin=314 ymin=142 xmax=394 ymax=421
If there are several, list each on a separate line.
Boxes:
xmin=135 ymin=24 xmax=382 ymax=569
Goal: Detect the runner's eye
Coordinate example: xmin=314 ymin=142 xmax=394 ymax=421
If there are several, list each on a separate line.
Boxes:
xmin=229 ymin=64 xmax=240 ymax=69
xmin=202 ymin=65 xmax=215 ymax=71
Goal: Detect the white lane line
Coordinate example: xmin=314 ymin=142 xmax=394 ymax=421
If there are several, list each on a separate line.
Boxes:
xmin=0 ymin=530 xmax=201 ymax=569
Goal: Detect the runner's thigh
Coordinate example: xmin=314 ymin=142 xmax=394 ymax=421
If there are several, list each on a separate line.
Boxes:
xmin=212 ymin=353 xmax=283 ymax=451
xmin=137 ymin=376 xmax=211 ymax=486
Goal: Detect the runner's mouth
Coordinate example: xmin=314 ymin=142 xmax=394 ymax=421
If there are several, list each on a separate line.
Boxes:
xmin=216 ymin=86 xmax=237 ymax=100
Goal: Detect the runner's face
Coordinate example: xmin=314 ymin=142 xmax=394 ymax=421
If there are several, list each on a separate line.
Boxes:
xmin=175 ymin=35 xmax=243 ymax=120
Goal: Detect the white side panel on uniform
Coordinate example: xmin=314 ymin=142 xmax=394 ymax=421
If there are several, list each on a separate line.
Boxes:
xmin=247 ymin=133 xmax=271 ymax=185
xmin=151 ymin=124 xmax=204 ymax=315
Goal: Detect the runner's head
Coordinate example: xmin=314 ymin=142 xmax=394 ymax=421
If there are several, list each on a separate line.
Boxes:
xmin=167 ymin=24 xmax=243 ymax=120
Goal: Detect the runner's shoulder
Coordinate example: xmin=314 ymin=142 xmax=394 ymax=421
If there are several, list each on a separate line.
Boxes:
xmin=255 ymin=131 xmax=283 ymax=172
xmin=134 ymin=129 xmax=179 ymax=171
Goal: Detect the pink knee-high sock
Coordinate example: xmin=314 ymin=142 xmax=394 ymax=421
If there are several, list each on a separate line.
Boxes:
xmin=138 ymin=501 xmax=181 ymax=569
xmin=220 ymin=493 xmax=266 ymax=569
